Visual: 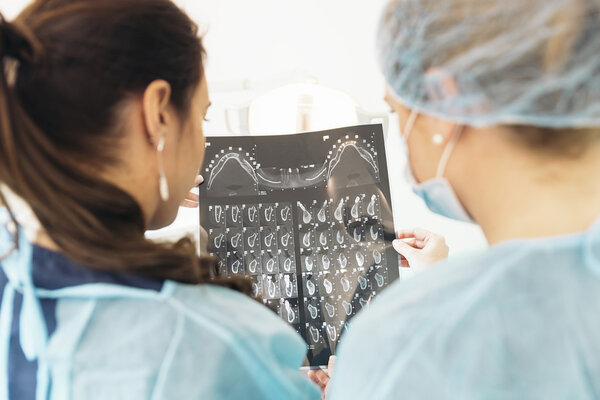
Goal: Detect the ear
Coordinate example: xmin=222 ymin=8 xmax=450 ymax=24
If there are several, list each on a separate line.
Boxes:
xmin=424 ymin=68 xmax=460 ymax=144
xmin=141 ymin=79 xmax=172 ymax=146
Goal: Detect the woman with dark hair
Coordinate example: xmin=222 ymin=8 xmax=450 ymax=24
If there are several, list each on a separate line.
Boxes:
xmin=0 ymin=0 xmax=320 ymax=399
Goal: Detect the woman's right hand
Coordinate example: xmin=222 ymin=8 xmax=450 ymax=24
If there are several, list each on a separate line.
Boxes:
xmin=392 ymin=228 xmax=449 ymax=272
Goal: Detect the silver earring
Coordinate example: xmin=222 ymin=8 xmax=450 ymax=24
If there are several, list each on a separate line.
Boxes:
xmin=157 ymin=136 xmax=169 ymax=201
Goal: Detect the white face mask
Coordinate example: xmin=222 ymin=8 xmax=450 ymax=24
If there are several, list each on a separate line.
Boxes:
xmin=401 ymin=110 xmax=474 ymax=224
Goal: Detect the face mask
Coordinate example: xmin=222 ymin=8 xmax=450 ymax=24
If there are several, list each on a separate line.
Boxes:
xmin=401 ymin=110 xmax=474 ymax=224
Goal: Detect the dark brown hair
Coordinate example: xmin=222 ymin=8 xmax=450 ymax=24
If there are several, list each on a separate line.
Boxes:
xmin=0 ymin=0 xmax=251 ymax=293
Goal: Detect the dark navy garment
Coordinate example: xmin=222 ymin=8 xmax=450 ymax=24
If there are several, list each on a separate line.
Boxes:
xmin=0 ymin=245 xmax=163 ymax=400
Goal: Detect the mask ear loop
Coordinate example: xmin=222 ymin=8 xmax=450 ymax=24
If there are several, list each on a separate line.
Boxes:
xmin=435 ymin=124 xmax=464 ymax=179
xmin=156 ymin=136 xmax=169 ymax=202
xmin=402 ymin=110 xmax=419 ymax=141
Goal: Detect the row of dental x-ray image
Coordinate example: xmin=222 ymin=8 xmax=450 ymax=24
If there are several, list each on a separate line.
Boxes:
xmin=203 ymin=127 xmax=383 ymax=198
xmin=295 ymin=192 xmax=396 ymax=365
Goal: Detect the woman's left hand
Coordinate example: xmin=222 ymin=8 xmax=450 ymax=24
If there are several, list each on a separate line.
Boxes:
xmin=180 ymin=175 xmax=203 ymax=208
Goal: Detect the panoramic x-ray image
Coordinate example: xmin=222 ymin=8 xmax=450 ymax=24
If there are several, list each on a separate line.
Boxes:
xmin=199 ymin=124 xmax=399 ymax=366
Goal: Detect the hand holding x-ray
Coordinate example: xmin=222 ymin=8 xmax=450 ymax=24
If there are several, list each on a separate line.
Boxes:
xmin=392 ymin=228 xmax=449 ymax=272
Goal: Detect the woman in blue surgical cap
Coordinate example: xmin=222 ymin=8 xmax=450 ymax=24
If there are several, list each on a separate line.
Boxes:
xmin=325 ymin=0 xmax=600 ymax=398
xmin=0 ymin=1 xmax=319 ymax=399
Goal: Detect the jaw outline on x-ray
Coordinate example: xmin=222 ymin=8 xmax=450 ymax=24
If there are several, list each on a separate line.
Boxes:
xmin=327 ymin=140 xmax=379 ymax=179
xmin=207 ymin=152 xmax=258 ymax=190
xmin=256 ymin=162 xmax=328 ymax=190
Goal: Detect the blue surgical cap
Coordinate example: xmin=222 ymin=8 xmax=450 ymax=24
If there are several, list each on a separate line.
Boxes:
xmin=378 ymin=0 xmax=600 ymax=128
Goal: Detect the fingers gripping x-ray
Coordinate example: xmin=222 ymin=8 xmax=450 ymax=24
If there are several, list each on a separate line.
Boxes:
xmin=200 ymin=125 xmax=399 ymax=366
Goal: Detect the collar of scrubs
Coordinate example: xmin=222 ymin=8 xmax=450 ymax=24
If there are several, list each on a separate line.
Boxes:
xmin=0 ymin=218 xmax=177 ymax=400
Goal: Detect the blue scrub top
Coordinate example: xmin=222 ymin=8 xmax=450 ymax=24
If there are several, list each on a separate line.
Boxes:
xmin=0 ymin=221 xmax=320 ymax=399
xmin=330 ymin=218 xmax=600 ymax=399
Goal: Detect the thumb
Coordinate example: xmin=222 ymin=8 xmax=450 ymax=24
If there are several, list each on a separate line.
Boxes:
xmin=392 ymin=239 xmax=416 ymax=259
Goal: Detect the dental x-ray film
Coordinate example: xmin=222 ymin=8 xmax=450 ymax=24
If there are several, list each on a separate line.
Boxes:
xmin=199 ymin=124 xmax=399 ymax=366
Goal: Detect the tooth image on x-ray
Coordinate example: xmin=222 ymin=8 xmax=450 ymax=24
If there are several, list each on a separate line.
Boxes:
xmin=306 ymin=278 xmax=316 ymax=296
xmin=326 ymin=324 xmax=337 ymax=342
xmin=321 ymin=254 xmax=330 ymax=270
xmin=324 ymin=302 xmax=336 ymax=318
xmin=230 ymin=205 xmax=241 ymax=225
xmin=370 ymin=225 xmax=379 ymax=241
xmin=206 ymin=152 xmax=258 ymax=196
xmin=355 ymin=251 xmax=365 ymax=267
xmin=338 ymin=253 xmax=347 ymax=268
xmin=327 ymin=140 xmax=379 ymax=188
xmin=263 ymin=205 xmax=275 ymax=224
xmin=342 ymin=300 xmax=353 ymax=316
xmin=264 ymin=232 xmax=275 ymax=248
xmin=280 ymin=205 xmax=291 ymax=223
xmin=334 ymin=199 xmax=344 ymax=221
xmin=267 ymin=276 xmax=277 ymax=298
xmin=304 ymin=256 xmax=314 ymax=272
xmin=308 ymin=303 xmax=319 ymax=319
xmin=336 ymin=230 xmax=345 ymax=245
xmin=211 ymin=205 xmax=224 ymax=226
xmin=247 ymin=205 xmax=258 ymax=224
xmin=319 ymin=232 xmax=328 ymax=246
xmin=280 ymin=231 xmax=291 ymax=247
xmin=367 ymin=195 xmax=377 ymax=216
xmin=302 ymin=232 xmax=311 ymax=247
xmin=351 ymin=196 xmax=361 ymax=219
xmin=375 ymin=272 xmax=385 ymax=287
xmin=353 ymin=227 xmax=362 ymax=242
xmin=297 ymin=202 xmax=312 ymax=224
xmin=373 ymin=249 xmax=382 ymax=264
xmin=213 ymin=233 xmax=225 ymax=249
xmin=283 ymin=275 xmax=294 ymax=298
xmin=359 ymin=297 xmax=369 ymax=308
xmin=323 ymin=278 xmax=333 ymax=294
xmin=309 ymin=326 xmax=320 ymax=343
xmin=230 ymin=232 xmax=242 ymax=249
xmin=247 ymin=232 xmax=259 ymax=248
xmin=265 ymin=257 xmax=276 ymax=273
xmin=231 ymin=259 xmax=241 ymax=274
xmin=248 ymin=258 xmax=259 ymax=274
xmin=340 ymin=275 xmax=350 ymax=292
xmin=358 ymin=275 xmax=368 ymax=291
xmin=317 ymin=201 xmax=328 ymax=222
xmin=282 ymin=257 xmax=293 ymax=273
xmin=284 ymin=300 xmax=295 ymax=323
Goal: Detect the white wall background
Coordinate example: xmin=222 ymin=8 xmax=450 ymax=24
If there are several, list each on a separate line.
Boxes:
xmin=1 ymin=0 xmax=487 ymax=259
